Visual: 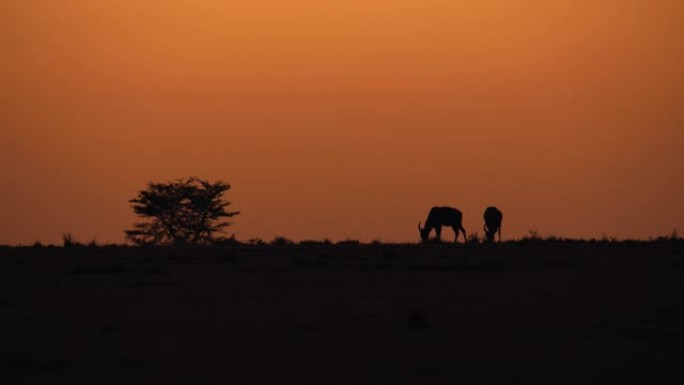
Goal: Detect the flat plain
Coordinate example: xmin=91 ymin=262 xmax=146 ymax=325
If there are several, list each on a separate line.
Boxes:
xmin=1 ymin=241 xmax=683 ymax=384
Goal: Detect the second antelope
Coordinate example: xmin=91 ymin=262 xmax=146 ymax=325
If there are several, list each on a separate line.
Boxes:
xmin=483 ymin=206 xmax=503 ymax=242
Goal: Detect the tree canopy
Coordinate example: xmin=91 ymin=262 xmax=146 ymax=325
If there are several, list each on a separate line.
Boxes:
xmin=125 ymin=177 xmax=239 ymax=246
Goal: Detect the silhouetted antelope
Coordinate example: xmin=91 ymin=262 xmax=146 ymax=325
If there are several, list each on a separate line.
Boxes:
xmin=418 ymin=206 xmax=467 ymax=243
xmin=483 ymin=206 xmax=503 ymax=242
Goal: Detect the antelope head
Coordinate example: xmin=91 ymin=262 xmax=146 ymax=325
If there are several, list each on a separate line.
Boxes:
xmin=418 ymin=221 xmax=430 ymax=243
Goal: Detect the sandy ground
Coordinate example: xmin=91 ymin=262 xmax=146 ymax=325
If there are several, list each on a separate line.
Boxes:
xmin=1 ymin=241 xmax=683 ymax=384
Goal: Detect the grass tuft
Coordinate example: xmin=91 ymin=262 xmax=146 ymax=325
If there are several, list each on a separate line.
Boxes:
xmin=299 ymin=239 xmax=333 ymax=246
xmin=466 ymin=232 xmax=481 ymax=245
xmin=62 ymin=233 xmax=83 ymax=248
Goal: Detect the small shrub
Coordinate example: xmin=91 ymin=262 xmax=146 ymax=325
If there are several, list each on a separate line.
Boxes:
xmin=671 ymin=229 xmax=680 ymax=241
xmin=32 ymin=241 xmax=44 ymax=248
xmin=526 ymin=228 xmax=541 ymax=241
xmin=520 ymin=228 xmax=565 ymax=243
xmin=247 ymin=238 xmax=265 ymax=246
xmin=213 ymin=234 xmax=241 ymax=245
xmin=62 ymin=233 xmax=83 ymax=248
xmin=270 ymin=236 xmax=294 ymax=246
xmin=337 ymin=239 xmax=360 ymax=245
xmin=299 ymin=239 xmax=333 ymax=246
xmin=599 ymin=233 xmax=618 ymax=243
xmin=651 ymin=229 xmax=682 ymax=243
xmin=466 ymin=232 xmax=481 ymax=244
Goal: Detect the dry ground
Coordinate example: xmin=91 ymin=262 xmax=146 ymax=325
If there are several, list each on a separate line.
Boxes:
xmin=1 ymin=241 xmax=683 ymax=384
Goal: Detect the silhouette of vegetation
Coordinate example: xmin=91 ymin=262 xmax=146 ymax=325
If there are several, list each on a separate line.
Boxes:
xmin=521 ymin=228 xmax=542 ymax=243
xmin=336 ymin=239 xmax=361 ymax=245
xmin=125 ymin=177 xmax=239 ymax=246
xmin=247 ymin=238 xmax=266 ymax=246
xmin=212 ymin=234 xmax=241 ymax=245
xmin=466 ymin=232 xmax=482 ymax=244
xmin=299 ymin=239 xmax=333 ymax=246
xmin=600 ymin=233 xmax=619 ymax=243
xmin=651 ymin=229 xmax=680 ymax=243
xmin=271 ymin=236 xmax=295 ymax=246
xmin=62 ymin=233 xmax=83 ymax=248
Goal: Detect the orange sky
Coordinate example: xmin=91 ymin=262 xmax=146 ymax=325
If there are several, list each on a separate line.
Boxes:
xmin=1 ymin=0 xmax=683 ymax=244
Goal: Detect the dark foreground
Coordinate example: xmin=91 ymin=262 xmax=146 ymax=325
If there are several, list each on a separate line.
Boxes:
xmin=1 ymin=241 xmax=683 ymax=384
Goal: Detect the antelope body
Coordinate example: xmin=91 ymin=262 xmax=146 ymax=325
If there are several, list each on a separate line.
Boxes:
xmin=418 ymin=206 xmax=467 ymax=243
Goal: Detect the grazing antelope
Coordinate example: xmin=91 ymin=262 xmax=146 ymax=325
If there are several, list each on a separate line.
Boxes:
xmin=483 ymin=206 xmax=503 ymax=242
xmin=418 ymin=206 xmax=467 ymax=243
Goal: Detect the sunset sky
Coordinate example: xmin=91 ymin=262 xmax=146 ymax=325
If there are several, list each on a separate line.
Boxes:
xmin=1 ymin=0 xmax=682 ymax=244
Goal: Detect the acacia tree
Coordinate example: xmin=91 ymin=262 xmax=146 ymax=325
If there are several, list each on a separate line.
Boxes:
xmin=125 ymin=177 xmax=239 ymax=246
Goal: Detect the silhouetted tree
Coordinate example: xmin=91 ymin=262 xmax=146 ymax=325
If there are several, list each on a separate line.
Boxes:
xmin=125 ymin=177 xmax=239 ymax=246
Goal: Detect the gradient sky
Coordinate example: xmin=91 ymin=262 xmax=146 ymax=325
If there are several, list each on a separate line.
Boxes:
xmin=1 ymin=0 xmax=683 ymax=244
